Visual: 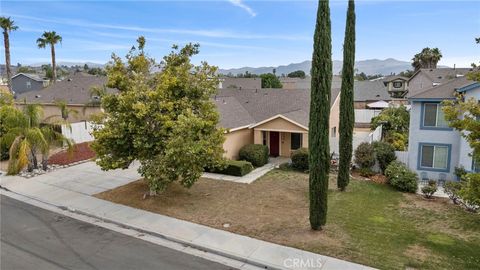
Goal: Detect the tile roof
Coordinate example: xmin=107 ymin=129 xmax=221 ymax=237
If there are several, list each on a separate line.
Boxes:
xmin=409 ymin=76 xmax=475 ymax=99
xmin=16 ymin=72 xmax=117 ymax=105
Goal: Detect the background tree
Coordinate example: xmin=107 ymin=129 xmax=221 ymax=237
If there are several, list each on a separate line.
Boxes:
xmin=398 ymin=69 xmax=414 ymax=78
xmin=467 ymin=37 xmax=480 ymax=81
xmin=287 ymin=70 xmax=306 ymax=78
xmin=0 ymin=17 xmax=18 ymax=93
xmin=91 ymin=38 xmax=225 ymax=194
xmin=17 ymin=66 xmax=36 ymax=73
xmin=338 ymin=0 xmax=355 ymax=191
xmin=260 ymin=73 xmax=282 ymax=88
xmin=37 ymin=31 xmax=62 ymax=83
xmin=308 ymin=0 xmax=332 ymax=230
xmin=412 ymin=47 xmax=443 ymax=71
xmin=371 ymin=105 xmax=410 ymax=150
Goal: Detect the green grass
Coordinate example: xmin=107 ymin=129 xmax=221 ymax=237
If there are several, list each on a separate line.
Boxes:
xmin=323 ymin=179 xmax=480 ymax=270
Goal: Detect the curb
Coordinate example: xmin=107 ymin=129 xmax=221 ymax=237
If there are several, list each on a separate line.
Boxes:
xmin=0 ymin=187 xmax=280 ymax=270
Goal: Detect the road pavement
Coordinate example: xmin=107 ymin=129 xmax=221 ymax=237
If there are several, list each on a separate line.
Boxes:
xmin=0 ymin=195 xmax=235 ymax=270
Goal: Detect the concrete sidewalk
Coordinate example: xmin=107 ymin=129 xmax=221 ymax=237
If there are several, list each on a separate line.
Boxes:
xmin=0 ymin=162 xmax=374 ymax=270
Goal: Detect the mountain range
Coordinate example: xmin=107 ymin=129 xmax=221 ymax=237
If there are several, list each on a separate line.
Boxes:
xmin=218 ymin=58 xmax=424 ymax=76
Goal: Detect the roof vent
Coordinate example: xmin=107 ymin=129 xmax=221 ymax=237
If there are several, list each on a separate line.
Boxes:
xmin=376 ymin=94 xmax=380 ymax=97
xmin=35 ymin=95 xmax=41 ymax=98
xmin=92 ymin=96 xmax=100 ymax=100
xmin=67 ymin=78 xmax=72 ymax=81
xmin=222 ymin=99 xmax=226 ymax=104
xmin=245 ymin=101 xmax=249 ymax=103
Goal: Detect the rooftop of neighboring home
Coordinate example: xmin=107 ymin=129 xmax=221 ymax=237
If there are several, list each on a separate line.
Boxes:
xmin=409 ymin=76 xmax=478 ymax=100
xmin=409 ymin=68 xmax=473 ymax=85
xmin=353 ymin=80 xmax=392 ymax=101
xmin=219 ymin=77 xmax=262 ymax=90
xmin=12 ymin=73 xmax=47 ymax=82
xmin=16 ymin=72 xmax=117 ymax=105
xmin=280 ymin=75 xmax=342 ymax=90
xmin=382 ymin=75 xmax=409 ymax=83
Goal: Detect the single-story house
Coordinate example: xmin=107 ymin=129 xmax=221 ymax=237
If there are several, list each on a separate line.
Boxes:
xmin=407 ymin=76 xmax=479 ymax=182
xmin=12 ymin=73 xmax=49 ymax=95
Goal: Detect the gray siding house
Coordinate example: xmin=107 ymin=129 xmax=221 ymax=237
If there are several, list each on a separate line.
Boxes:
xmin=407 ymin=77 xmax=479 ymax=183
xmin=12 ymin=73 xmax=48 ymax=95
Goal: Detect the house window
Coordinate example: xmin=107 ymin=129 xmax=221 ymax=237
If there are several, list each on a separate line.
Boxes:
xmin=473 ymin=160 xmax=480 ymax=173
xmin=393 ymin=81 xmax=402 ymax=88
xmin=26 ymin=81 xmax=31 ymax=88
xmin=419 ymin=144 xmax=450 ymax=171
xmin=423 ymin=103 xmax=449 ymax=128
xmin=291 ymin=133 xmax=302 ymax=150
xmin=262 ymin=131 xmax=267 ymax=145
xmin=331 ymin=127 xmax=336 ymax=137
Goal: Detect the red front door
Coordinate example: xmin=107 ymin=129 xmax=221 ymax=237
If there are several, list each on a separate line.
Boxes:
xmin=269 ymin=132 xmax=279 ymax=157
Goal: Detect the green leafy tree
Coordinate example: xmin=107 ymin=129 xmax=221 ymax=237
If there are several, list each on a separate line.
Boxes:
xmin=398 ymin=70 xmax=414 ymax=78
xmin=467 ymin=37 xmax=480 ymax=81
xmin=37 ymin=31 xmax=62 ymax=83
xmin=442 ymin=94 xmax=479 ymax=163
xmin=411 ymin=47 xmax=442 ymax=71
xmin=371 ymin=105 xmax=410 ymax=150
xmin=287 ymin=70 xmax=306 ymax=78
xmin=1 ymin=17 xmax=18 ymax=93
xmin=91 ymin=38 xmax=225 ymax=194
xmin=260 ymin=73 xmax=282 ymax=88
xmin=17 ymin=66 xmax=36 ymax=73
xmin=308 ymin=0 xmax=332 ymax=230
xmin=337 ymin=0 xmax=355 ymax=191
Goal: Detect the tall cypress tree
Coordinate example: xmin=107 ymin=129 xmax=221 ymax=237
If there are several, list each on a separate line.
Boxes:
xmin=309 ymin=0 xmax=332 ymax=230
xmin=338 ymin=0 xmax=356 ymax=191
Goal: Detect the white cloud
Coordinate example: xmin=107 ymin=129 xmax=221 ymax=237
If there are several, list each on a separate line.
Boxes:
xmin=7 ymin=13 xmax=308 ymax=41
xmin=228 ymin=0 xmax=257 ymax=17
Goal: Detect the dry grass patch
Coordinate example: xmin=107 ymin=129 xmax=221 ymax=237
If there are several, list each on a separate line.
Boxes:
xmin=95 ymin=169 xmax=480 ymax=269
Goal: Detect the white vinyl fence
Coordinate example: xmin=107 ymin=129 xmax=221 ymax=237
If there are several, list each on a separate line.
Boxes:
xmin=395 ymin=151 xmax=409 ymax=166
xmin=354 ymin=109 xmax=382 ymax=123
xmin=61 ymin=121 xmax=95 ymax=144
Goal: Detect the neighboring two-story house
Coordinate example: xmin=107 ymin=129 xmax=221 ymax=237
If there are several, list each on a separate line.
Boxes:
xmin=407 ymin=68 xmax=472 ymax=97
xmin=382 ymin=75 xmax=409 ymax=98
xmin=12 ymin=73 xmax=49 ymax=95
xmin=407 ymin=76 xmax=479 ymax=182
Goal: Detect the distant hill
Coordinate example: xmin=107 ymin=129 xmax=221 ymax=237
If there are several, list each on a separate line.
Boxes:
xmin=218 ymin=58 xmax=444 ymax=76
xmin=30 ymin=61 xmax=105 ymax=68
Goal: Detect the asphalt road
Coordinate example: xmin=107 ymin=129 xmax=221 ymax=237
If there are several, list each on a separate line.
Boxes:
xmin=0 ymin=195 xmax=235 ymax=270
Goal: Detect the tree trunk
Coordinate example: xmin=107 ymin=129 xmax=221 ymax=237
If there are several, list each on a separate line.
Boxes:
xmin=51 ymin=44 xmax=56 ymax=83
xmin=42 ymin=154 xmax=48 ymax=171
xmin=30 ymin=148 xmax=38 ymax=169
xmin=309 ymin=0 xmax=332 ymax=230
xmin=3 ymin=31 xmax=12 ymax=93
xmin=338 ymin=0 xmax=356 ymax=191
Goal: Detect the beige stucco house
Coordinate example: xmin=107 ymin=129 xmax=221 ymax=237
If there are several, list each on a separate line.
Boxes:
xmin=216 ymin=88 xmax=340 ymax=159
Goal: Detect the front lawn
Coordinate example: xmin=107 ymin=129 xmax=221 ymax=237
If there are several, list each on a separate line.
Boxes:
xmin=95 ymin=170 xmax=480 ymax=270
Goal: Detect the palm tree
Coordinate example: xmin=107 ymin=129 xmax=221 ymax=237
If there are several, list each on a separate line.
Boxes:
xmin=0 ymin=17 xmax=18 ymax=93
xmin=37 ymin=31 xmax=62 ymax=83
xmin=412 ymin=47 xmax=443 ymax=70
xmin=1 ymin=104 xmax=72 ymax=174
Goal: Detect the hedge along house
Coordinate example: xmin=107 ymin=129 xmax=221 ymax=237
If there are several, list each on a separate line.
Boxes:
xmin=215 ymin=88 xmax=341 ymax=159
xmin=407 ymin=76 xmax=479 ymax=183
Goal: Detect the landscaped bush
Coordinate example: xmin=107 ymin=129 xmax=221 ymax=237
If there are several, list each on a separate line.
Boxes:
xmin=454 ymin=166 xmax=467 ymax=179
xmin=291 ymin=148 xmax=309 ymax=171
xmin=421 ymin=180 xmax=437 ymax=199
xmin=459 ymin=173 xmax=480 ymax=212
xmin=384 ymin=161 xmax=418 ymax=193
xmin=444 ymin=181 xmax=463 ymax=204
xmin=209 ymin=160 xmax=253 ymax=176
xmin=372 ymin=141 xmax=397 ymax=173
xmin=239 ymin=144 xmax=269 ymax=167
xmin=359 ymin=167 xmax=375 ymax=177
xmin=354 ymin=142 xmax=375 ymax=169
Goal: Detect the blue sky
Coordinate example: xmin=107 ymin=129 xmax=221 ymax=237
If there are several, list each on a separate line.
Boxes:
xmin=1 ymin=0 xmax=479 ymax=69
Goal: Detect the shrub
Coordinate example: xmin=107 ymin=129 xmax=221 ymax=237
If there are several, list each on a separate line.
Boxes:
xmin=421 ymin=180 xmax=437 ymax=199
xmin=359 ymin=167 xmax=375 ymax=177
xmin=454 ymin=166 xmax=467 ymax=179
xmin=459 ymin=173 xmax=480 ymax=212
xmin=239 ymin=144 xmax=269 ymax=167
xmin=372 ymin=141 xmax=397 ymax=173
xmin=444 ymin=181 xmax=463 ymax=204
xmin=209 ymin=160 xmax=253 ymax=176
xmin=385 ymin=161 xmax=418 ymax=193
xmin=291 ymin=148 xmax=309 ymax=171
xmin=354 ymin=142 xmax=375 ymax=169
